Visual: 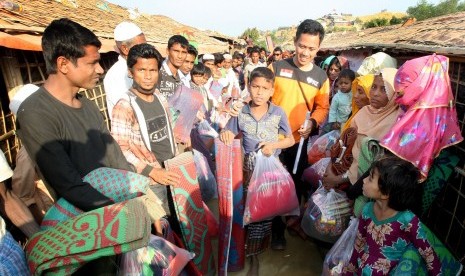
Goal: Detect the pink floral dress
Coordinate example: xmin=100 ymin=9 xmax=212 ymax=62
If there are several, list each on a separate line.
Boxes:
xmin=343 ymin=202 xmax=441 ymax=275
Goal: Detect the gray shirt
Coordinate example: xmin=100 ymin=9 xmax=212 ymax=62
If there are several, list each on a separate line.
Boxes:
xmin=17 ymin=87 xmax=132 ymax=211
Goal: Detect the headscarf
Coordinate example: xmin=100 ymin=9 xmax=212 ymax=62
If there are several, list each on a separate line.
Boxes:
xmin=320 ymin=55 xmax=349 ymax=71
xmin=357 ymin=52 xmax=397 ymax=76
xmin=342 ymin=74 xmax=374 ymax=131
xmin=347 ymin=68 xmax=401 ymax=183
xmin=380 ymin=54 xmax=463 ymax=181
xmin=322 ymin=55 xmax=350 ymax=98
xmin=352 ymin=68 xmax=400 ymax=137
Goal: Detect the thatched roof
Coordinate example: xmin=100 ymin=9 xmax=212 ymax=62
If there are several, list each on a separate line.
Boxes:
xmin=320 ymin=11 xmax=465 ymax=56
xmin=0 ymin=0 xmax=230 ymax=53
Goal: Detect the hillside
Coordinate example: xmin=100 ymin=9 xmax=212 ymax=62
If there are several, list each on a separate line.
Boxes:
xmin=356 ymin=11 xmax=407 ymax=23
xmin=250 ymin=10 xmax=408 ymax=51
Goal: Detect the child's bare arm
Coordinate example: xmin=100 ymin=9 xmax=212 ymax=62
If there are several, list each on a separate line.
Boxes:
xmin=258 ymin=135 xmax=294 ymax=156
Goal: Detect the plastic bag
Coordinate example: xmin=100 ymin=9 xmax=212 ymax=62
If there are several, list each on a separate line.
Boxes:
xmin=302 ymin=157 xmax=331 ymax=191
xmin=322 ymin=217 xmax=359 ymax=275
xmin=301 ymin=185 xmax=352 ymax=243
xmin=209 ymin=80 xmax=224 ymax=100
xmin=119 ymin=249 xmax=145 ymax=276
xmin=119 ymin=234 xmax=195 ymax=276
xmin=243 ymin=152 xmax=299 ymax=225
xmin=193 ymin=149 xmax=218 ymax=201
xmin=197 ymin=120 xmax=218 ymax=138
xmin=307 ymin=130 xmax=340 ymax=165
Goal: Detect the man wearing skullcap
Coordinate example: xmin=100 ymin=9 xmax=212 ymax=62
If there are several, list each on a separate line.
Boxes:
xmin=104 ymin=21 xmax=146 ymax=117
xmin=223 ymin=53 xmax=240 ymax=96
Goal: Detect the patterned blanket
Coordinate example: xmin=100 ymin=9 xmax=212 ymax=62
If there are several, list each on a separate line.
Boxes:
xmin=34 ymin=168 xmax=168 ymax=275
xmin=215 ymin=139 xmax=245 ymax=275
xmin=164 ymin=152 xmax=215 ymax=275
xmin=26 ymin=199 xmax=151 ymax=275
xmin=41 ymin=167 xmax=164 ymax=230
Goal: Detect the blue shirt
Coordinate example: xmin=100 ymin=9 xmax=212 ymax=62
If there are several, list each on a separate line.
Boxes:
xmin=225 ymin=102 xmax=292 ymax=155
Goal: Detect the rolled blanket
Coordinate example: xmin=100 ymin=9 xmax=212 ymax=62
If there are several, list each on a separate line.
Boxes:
xmin=41 ymin=168 xmax=166 ymax=230
xmin=164 ymin=152 xmax=215 ymax=275
xmin=26 ymin=199 xmax=151 ymax=276
xmin=215 ymin=139 xmax=245 ymax=275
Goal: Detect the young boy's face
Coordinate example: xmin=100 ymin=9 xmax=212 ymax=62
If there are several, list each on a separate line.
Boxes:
xmin=248 ymin=76 xmax=273 ymax=106
xmin=192 ymin=74 xmax=206 ymax=86
xmin=232 ymin=58 xmax=239 ymax=68
xmin=337 ymin=77 xmax=352 ymax=93
xmin=238 ymin=58 xmax=244 ymax=66
xmin=251 ymin=52 xmax=260 ymax=64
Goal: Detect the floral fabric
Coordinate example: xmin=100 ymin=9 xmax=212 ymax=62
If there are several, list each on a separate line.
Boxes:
xmin=343 ymin=202 xmax=441 ymax=275
xmin=381 ymin=54 xmax=463 ymax=181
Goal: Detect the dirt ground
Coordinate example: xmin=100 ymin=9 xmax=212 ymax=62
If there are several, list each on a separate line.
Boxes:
xmin=207 ymin=199 xmax=325 ymax=276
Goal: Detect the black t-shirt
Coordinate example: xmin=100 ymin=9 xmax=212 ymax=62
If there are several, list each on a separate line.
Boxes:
xmin=135 ymin=96 xmax=174 ymax=166
xmin=17 ymin=88 xmax=132 ymax=211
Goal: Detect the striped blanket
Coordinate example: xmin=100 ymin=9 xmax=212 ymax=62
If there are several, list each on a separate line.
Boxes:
xmin=215 ymin=139 xmax=245 ymax=275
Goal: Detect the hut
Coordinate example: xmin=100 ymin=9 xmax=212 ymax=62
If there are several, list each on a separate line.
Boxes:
xmin=320 ymin=11 xmax=465 ymax=265
xmin=0 ymin=0 xmax=231 ymax=165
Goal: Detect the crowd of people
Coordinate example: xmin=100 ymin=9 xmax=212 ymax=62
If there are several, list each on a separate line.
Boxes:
xmin=0 ymin=16 xmax=463 ymax=276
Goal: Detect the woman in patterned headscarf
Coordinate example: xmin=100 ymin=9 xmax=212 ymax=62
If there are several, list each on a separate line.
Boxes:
xmin=380 ymin=54 xmax=463 ymax=181
xmin=357 ymin=52 xmax=397 ymax=76
xmin=320 ymin=55 xmax=350 ymax=100
xmin=323 ymin=68 xmax=401 ymax=188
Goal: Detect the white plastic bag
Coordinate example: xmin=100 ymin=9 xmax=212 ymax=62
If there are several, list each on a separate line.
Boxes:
xmin=119 ymin=247 xmax=147 ymax=276
xmin=119 ymin=234 xmax=195 ymax=276
xmin=301 ymin=185 xmax=352 ymax=243
xmin=322 ymin=217 xmax=359 ymax=275
xmin=307 ymin=130 xmax=340 ymax=164
xmin=243 ymin=152 xmax=299 ymax=225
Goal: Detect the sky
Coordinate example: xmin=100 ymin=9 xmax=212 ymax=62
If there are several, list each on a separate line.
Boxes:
xmin=107 ymin=0 xmax=442 ymax=37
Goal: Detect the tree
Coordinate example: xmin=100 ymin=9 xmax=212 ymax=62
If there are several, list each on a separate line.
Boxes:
xmin=364 ymin=18 xmax=389 ymax=28
xmin=389 ymin=16 xmax=404 ymax=25
xmin=241 ymin=27 xmax=260 ymax=42
xmin=407 ymin=0 xmax=465 ymax=21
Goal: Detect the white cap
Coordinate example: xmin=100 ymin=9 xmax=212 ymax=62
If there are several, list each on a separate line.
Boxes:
xmin=9 ymin=84 xmax=39 ymax=116
xmin=203 ymin=54 xmax=214 ymax=61
xmin=223 ymin=54 xmax=232 ymax=60
xmin=0 ymin=151 xmax=13 ymax=182
xmin=114 ymin=22 xmax=143 ymax=42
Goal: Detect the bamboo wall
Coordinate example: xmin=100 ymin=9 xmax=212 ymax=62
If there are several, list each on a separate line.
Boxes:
xmin=0 ymin=47 xmax=116 ymax=167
